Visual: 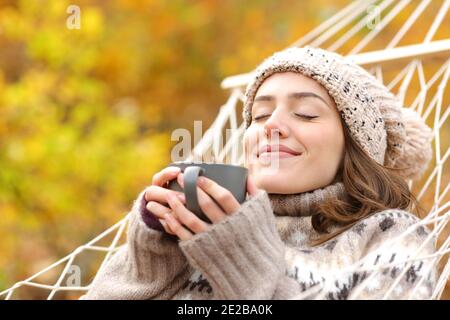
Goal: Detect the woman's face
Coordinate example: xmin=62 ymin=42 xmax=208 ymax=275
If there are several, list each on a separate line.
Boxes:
xmin=243 ymin=71 xmax=345 ymax=194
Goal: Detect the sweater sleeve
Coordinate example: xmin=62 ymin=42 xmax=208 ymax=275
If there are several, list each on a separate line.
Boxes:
xmin=178 ymin=192 xmax=438 ymax=300
xmin=79 ymin=188 xmax=190 ymax=300
xmin=178 ymin=190 xmax=288 ymax=299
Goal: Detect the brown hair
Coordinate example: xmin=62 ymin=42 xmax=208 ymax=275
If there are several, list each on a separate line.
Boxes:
xmin=309 ymin=117 xmax=427 ymax=247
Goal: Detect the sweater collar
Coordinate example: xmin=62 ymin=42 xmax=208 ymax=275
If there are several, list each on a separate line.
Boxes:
xmin=267 ymin=180 xmax=348 ymax=246
xmin=267 ymin=180 xmax=348 ymax=217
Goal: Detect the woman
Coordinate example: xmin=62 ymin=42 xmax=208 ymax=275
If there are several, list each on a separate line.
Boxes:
xmin=81 ymin=46 xmax=437 ymax=300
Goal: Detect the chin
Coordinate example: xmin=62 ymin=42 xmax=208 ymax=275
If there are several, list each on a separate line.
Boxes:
xmin=253 ymin=169 xmax=317 ymax=194
xmin=254 ymin=175 xmax=295 ymax=194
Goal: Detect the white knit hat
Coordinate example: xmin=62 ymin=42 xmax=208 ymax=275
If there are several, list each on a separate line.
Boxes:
xmin=243 ymin=46 xmax=434 ymax=181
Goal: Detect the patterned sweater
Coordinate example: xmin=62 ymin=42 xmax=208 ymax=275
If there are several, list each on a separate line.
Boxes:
xmin=80 ymin=184 xmax=437 ymax=300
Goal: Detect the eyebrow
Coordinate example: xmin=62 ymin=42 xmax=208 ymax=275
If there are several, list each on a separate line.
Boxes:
xmin=254 ymin=92 xmax=330 ymax=108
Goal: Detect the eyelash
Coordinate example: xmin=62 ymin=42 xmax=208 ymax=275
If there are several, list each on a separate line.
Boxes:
xmin=253 ymin=114 xmax=318 ymax=121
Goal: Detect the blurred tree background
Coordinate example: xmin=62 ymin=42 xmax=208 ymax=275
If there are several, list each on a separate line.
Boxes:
xmin=0 ymin=0 xmax=448 ymax=299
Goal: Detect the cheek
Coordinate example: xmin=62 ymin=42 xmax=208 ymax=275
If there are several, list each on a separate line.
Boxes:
xmin=293 ymin=123 xmax=344 ymax=155
xmin=242 ymin=130 xmax=254 ymax=170
xmin=243 ymin=126 xmax=260 ymax=155
xmin=242 ymin=132 xmax=251 ymax=156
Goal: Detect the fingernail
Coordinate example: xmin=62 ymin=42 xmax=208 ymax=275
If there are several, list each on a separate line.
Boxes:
xmin=177 ymin=194 xmax=185 ymax=202
xmin=169 ymin=167 xmax=181 ymax=173
xmin=198 ymin=177 xmax=205 ymax=185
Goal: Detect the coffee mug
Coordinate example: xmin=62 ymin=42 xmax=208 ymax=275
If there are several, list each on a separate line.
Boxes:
xmin=167 ymin=162 xmax=248 ymax=223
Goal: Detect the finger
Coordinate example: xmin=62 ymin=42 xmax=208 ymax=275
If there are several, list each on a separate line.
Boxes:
xmin=152 ymin=166 xmax=181 ymax=187
xmin=146 ymin=201 xmax=171 ymax=219
xmin=247 ymin=175 xmax=259 ymax=196
xmin=166 ymin=192 xmax=210 ymax=235
xmin=177 ymin=174 xmax=227 ymax=223
xmin=197 ymin=176 xmax=240 ymax=215
xmin=144 ymin=185 xmax=186 ymax=204
xmin=165 ymin=213 xmax=193 ymax=241
xmin=158 ymin=218 xmax=176 ymax=235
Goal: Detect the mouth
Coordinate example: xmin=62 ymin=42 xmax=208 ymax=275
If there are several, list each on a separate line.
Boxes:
xmin=257 ymin=144 xmax=302 ymax=159
xmin=258 ymin=151 xmax=302 ymax=159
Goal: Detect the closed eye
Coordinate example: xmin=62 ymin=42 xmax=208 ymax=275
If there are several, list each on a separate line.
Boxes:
xmin=253 ymin=114 xmax=271 ymax=121
xmin=294 ymin=113 xmax=318 ymax=120
xmin=253 ymin=113 xmax=318 ymax=122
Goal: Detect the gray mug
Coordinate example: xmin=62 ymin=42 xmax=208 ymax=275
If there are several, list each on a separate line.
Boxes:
xmin=167 ymin=162 xmax=248 ymax=223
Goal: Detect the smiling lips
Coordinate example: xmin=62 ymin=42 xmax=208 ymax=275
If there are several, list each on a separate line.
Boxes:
xmin=258 ymin=144 xmax=302 ymax=159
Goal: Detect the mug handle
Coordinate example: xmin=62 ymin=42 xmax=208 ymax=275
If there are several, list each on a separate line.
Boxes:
xmin=183 ymin=166 xmax=205 ymax=218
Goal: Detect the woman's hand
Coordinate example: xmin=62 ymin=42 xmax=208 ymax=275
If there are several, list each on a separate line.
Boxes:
xmin=144 ymin=166 xmax=186 ymax=235
xmin=158 ymin=174 xmax=260 ymax=241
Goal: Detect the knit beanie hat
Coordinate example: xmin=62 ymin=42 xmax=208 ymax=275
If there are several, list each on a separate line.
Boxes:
xmin=243 ymin=46 xmax=434 ymax=181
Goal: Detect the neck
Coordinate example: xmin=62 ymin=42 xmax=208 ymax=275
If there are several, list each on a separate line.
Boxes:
xmin=268 ymin=181 xmax=348 ymax=217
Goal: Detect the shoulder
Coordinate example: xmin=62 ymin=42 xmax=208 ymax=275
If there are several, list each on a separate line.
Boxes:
xmin=350 ymin=209 xmax=430 ymax=238
xmin=369 ymin=209 xmax=422 ymax=223
xmin=347 ymin=209 xmax=436 ymax=257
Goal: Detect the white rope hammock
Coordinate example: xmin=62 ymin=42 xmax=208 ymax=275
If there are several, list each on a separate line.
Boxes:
xmin=1 ymin=0 xmax=449 ymax=300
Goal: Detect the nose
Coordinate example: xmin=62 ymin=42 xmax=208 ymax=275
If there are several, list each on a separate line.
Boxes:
xmin=263 ymin=110 xmax=290 ymax=139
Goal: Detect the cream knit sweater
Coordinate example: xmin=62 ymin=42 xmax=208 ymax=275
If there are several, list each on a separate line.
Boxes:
xmin=80 ymin=182 xmax=437 ymax=300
